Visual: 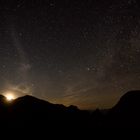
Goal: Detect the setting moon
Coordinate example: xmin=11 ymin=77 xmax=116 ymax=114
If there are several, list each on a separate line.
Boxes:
xmin=5 ymin=92 xmax=15 ymax=101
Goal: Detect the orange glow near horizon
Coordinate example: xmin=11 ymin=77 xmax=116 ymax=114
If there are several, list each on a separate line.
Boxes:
xmin=4 ymin=92 xmax=16 ymax=101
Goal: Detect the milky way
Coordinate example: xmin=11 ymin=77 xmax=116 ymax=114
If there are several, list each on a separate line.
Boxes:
xmin=0 ymin=0 xmax=140 ymax=109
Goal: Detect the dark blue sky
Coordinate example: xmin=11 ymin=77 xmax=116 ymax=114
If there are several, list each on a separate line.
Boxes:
xmin=0 ymin=0 xmax=140 ymax=109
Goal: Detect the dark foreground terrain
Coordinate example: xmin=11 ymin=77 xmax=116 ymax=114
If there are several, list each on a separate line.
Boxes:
xmin=0 ymin=90 xmax=140 ymax=130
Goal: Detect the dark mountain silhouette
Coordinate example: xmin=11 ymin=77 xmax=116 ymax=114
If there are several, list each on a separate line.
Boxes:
xmin=107 ymin=90 xmax=140 ymax=128
xmin=0 ymin=94 xmax=90 ymax=129
xmin=0 ymin=90 xmax=140 ymax=129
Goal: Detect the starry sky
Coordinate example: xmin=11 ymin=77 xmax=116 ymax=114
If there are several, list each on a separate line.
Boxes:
xmin=0 ymin=0 xmax=140 ymax=109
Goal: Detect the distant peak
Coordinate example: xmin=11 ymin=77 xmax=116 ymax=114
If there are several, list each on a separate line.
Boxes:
xmin=112 ymin=90 xmax=140 ymax=112
xmin=120 ymin=90 xmax=140 ymax=102
xmin=122 ymin=90 xmax=140 ymax=97
xmin=0 ymin=94 xmax=6 ymax=100
xmin=0 ymin=95 xmax=6 ymax=104
xmin=17 ymin=95 xmax=38 ymax=100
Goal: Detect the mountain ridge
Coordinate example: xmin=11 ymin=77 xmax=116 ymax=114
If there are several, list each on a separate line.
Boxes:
xmin=0 ymin=90 xmax=140 ymax=128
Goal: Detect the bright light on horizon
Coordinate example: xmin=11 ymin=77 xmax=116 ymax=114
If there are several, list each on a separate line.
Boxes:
xmin=4 ymin=92 xmax=16 ymax=101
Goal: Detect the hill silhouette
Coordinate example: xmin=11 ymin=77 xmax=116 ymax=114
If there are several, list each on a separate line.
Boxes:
xmin=107 ymin=90 xmax=140 ymax=128
xmin=0 ymin=94 xmax=90 ymax=129
xmin=0 ymin=90 xmax=140 ymax=129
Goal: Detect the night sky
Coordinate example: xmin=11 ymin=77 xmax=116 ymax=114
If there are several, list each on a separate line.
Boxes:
xmin=0 ymin=0 xmax=140 ymax=109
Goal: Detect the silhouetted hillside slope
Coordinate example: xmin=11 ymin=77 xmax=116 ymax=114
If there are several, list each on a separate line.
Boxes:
xmin=0 ymin=90 xmax=140 ymax=129
xmin=112 ymin=90 xmax=140 ymax=111
xmin=108 ymin=90 xmax=140 ymax=128
xmin=11 ymin=95 xmax=88 ymax=120
xmin=0 ymin=95 xmax=90 ymax=129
